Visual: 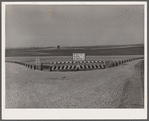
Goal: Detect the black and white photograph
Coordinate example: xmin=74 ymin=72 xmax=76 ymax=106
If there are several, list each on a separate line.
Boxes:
xmin=2 ymin=1 xmax=147 ymax=120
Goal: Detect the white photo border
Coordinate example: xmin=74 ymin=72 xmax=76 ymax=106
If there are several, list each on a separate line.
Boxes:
xmin=2 ymin=1 xmax=147 ymax=120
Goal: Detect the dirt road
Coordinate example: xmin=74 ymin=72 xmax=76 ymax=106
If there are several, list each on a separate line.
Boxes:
xmin=5 ymin=59 xmax=144 ymax=108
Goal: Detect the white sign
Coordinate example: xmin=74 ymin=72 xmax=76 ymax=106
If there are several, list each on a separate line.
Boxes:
xmin=73 ymin=53 xmax=85 ymax=61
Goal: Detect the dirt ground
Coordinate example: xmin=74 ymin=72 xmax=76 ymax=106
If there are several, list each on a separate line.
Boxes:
xmin=5 ymin=59 xmax=144 ymax=108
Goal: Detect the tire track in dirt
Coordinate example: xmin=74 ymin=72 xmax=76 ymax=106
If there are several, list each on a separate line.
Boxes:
xmin=119 ymin=60 xmax=144 ymax=108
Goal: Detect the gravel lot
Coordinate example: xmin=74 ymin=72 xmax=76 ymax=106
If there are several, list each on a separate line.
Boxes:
xmin=5 ymin=58 xmax=144 ymax=108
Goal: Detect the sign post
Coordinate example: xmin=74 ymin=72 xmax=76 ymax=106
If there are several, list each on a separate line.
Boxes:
xmin=72 ymin=53 xmax=85 ymax=71
xmin=35 ymin=58 xmax=41 ymax=70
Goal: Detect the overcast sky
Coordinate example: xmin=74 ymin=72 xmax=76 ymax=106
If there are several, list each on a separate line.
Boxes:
xmin=6 ymin=5 xmax=144 ymax=48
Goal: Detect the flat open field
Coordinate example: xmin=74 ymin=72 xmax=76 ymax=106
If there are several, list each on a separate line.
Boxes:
xmin=6 ymin=44 xmax=144 ymax=57
xmin=5 ymin=56 xmax=144 ymax=108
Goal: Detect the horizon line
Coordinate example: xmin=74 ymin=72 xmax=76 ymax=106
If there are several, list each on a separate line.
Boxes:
xmin=5 ymin=43 xmax=144 ymax=49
